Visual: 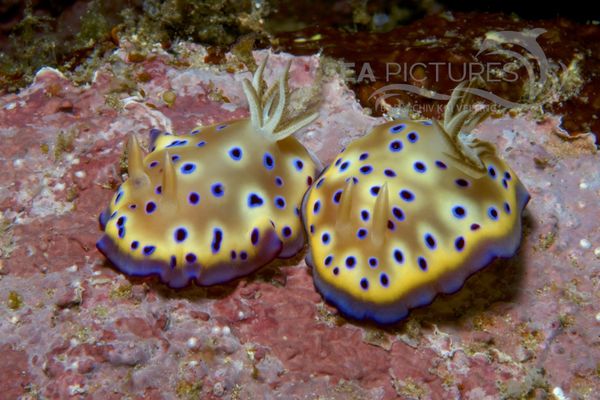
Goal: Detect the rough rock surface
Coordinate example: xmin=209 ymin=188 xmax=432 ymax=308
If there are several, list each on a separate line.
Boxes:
xmin=0 ymin=45 xmax=598 ymax=399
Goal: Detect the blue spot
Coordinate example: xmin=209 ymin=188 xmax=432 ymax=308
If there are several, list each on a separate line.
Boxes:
xmin=316 ymin=178 xmax=325 ymax=188
xmin=230 ymin=250 xmax=237 ymax=260
xmin=155 ymin=185 xmax=162 ymax=195
xmin=368 ymin=257 xmax=378 ymax=268
xmin=211 ymin=183 xmax=224 ymax=197
xmin=118 ymin=227 xmax=125 ymax=238
xmin=393 ymin=249 xmax=404 ymax=264
xmin=504 ymin=171 xmax=512 ymax=180
xmin=174 ymin=227 xmax=188 ymax=242
xmin=189 ymin=192 xmax=200 ymax=205
xmin=149 ymin=161 xmax=159 ymax=168
xmin=359 ymin=152 xmax=369 ymax=161
xmin=380 ymin=273 xmax=390 ymax=287
xmin=240 ymin=251 xmax=248 ymax=260
xmin=171 ymin=155 xmax=180 ymax=162
xmin=418 ymin=256 xmax=428 ymax=271
xmin=339 ymin=161 xmax=350 ymax=171
xmin=248 ymin=193 xmax=264 ymax=208
xmin=370 ymin=186 xmax=380 ymax=196
xmin=407 ymin=131 xmax=419 ymax=143
xmin=389 ymin=140 xmax=403 ymax=152
xmin=488 ymin=166 xmax=497 ymax=179
xmin=181 ymin=163 xmax=196 ymax=174
xmin=424 ymin=233 xmax=436 ymax=250
xmin=392 ymin=207 xmax=405 ymax=221
xmin=345 ymin=256 xmax=356 ymax=269
xmin=346 ymin=176 xmax=358 ymax=184
xmin=413 ymin=161 xmax=426 ymax=173
xmin=387 ymin=220 xmax=395 ymax=231
xmin=228 ymin=147 xmax=243 ymax=161
xmin=471 ymin=223 xmax=481 ymax=231
xmin=211 ymin=228 xmax=223 ymax=253
xmin=109 ymin=211 xmax=117 ymax=220
xmin=360 ymin=165 xmax=373 ymax=175
xmin=504 ymin=202 xmax=511 ymax=214
xmin=333 ymin=267 xmax=340 ymax=275
xmin=186 ymin=253 xmax=197 ymax=263
xmin=251 ymin=228 xmax=260 ymax=245
xmin=263 ymin=153 xmax=274 ymax=170
xmin=360 ymin=278 xmax=369 ymax=290
xmin=275 ymin=176 xmax=284 ymax=186
xmin=313 ymin=200 xmax=321 ymax=214
xmin=166 ymin=139 xmax=188 ymax=148
xmin=452 ymin=206 xmax=466 ymax=219
xmin=129 ymin=204 xmax=137 ymax=210
xmin=145 ymin=201 xmax=156 ymax=214
xmin=115 ymin=191 xmax=123 ymax=205
xmin=190 ymin=129 xmax=201 ymax=135
xmin=399 ymin=189 xmax=414 ymax=202
xmin=335 ymin=158 xmax=342 ymax=167
xmin=502 ymin=178 xmax=508 ymax=189
xmin=216 ymin=124 xmax=227 ymax=131
xmin=321 ymin=232 xmax=330 ymax=245
xmin=130 ymin=241 xmax=139 ymax=250
xmin=197 ymin=141 xmax=206 ymax=147
xmin=455 ymin=178 xmax=469 ymax=188
xmin=435 ymin=160 xmax=447 ymax=169
xmin=294 ymin=207 xmax=300 ymax=216
xmin=361 ymin=210 xmax=370 ymax=221
xmin=294 ymin=159 xmax=304 ymax=171
xmin=275 ymin=196 xmax=286 ymax=209
xmin=333 ymin=190 xmax=342 ymax=204
xmin=455 ymin=236 xmax=465 ymax=251
xmin=170 ymin=256 xmax=176 ymax=269
xmin=117 ymin=216 xmax=126 ymax=227
xmin=324 ymin=255 xmax=333 ymax=266
xmin=421 ymin=120 xmax=433 ymax=126
xmin=488 ymin=206 xmax=499 ymax=220
xmin=282 ymin=226 xmax=292 ymax=238
xmin=384 ymin=169 xmax=396 ymax=177
xmin=357 ymin=228 xmax=368 ymax=239
xmin=390 ymin=124 xmax=406 ymax=133
xmin=309 ymin=224 xmax=315 ymax=234
xmin=143 ymin=245 xmax=156 ymax=256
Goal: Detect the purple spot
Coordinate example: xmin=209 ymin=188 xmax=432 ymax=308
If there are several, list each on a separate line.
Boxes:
xmin=435 ymin=160 xmax=447 ymax=169
xmin=424 ymin=233 xmax=436 ymax=249
xmin=282 ymin=226 xmax=292 ymax=238
xmin=418 ymin=256 xmax=428 ymax=270
xmin=211 ymin=228 xmax=223 ymax=253
xmin=380 ymin=273 xmax=389 ymax=287
xmin=368 ymin=257 xmax=378 ymax=268
xmin=390 ymin=124 xmax=406 ymax=133
xmin=229 ymin=147 xmax=243 ymax=161
xmin=384 ymin=169 xmax=396 ymax=177
xmin=393 ymin=249 xmax=404 ymax=264
xmin=359 ymin=152 xmax=369 ymax=161
xmin=324 ymin=255 xmax=333 ymax=266
xmin=174 ymin=227 xmax=188 ymax=242
xmin=248 ymin=193 xmax=264 ymax=208
xmin=360 ymin=278 xmax=369 ymax=290
xmin=392 ymin=207 xmax=405 ymax=221
xmin=361 ymin=210 xmax=370 ymax=221
xmin=370 ymin=186 xmax=380 ymax=196
xmin=333 ymin=190 xmax=342 ymax=204
xmin=399 ymin=189 xmax=414 ymax=201
xmin=488 ymin=207 xmax=499 ymax=220
xmin=275 ymin=176 xmax=284 ymax=186
xmin=452 ymin=206 xmax=466 ymax=219
xmin=186 ymin=253 xmax=197 ymax=263
xmin=360 ymin=165 xmax=373 ymax=175
xmin=407 ymin=131 xmax=419 ymax=143
xmin=389 ymin=140 xmax=403 ymax=152
xmin=321 ymin=232 xmax=330 ymax=244
xmin=470 ymin=223 xmax=481 ymax=231
xmin=211 ymin=183 xmax=224 ymax=197
xmin=357 ymin=228 xmax=368 ymax=239
xmin=181 ymin=163 xmax=196 ymax=174
xmin=413 ymin=161 xmax=426 ymax=173
xmin=455 ymin=236 xmax=465 ymax=251
xmin=455 ymin=178 xmax=469 ymax=188
xmin=345 ymin=256 xmax=356 ymax=269
xmin=188 ymin=192 xmax=200 ymax=205
xmin=263 ymin=153 xmax=274 ymax=170
xmin=275 ymin=196 xmax=286 ymax=209
xmin=316 ymin=178 xmax=325 ymax=188
xmin=131 ymin=241 xmax=139 ymax=250
xmin=251 ymin=228 xmax=260 ymax=245
xmin=143 ymin=245 xmax=156 ymax=256
xmin=145 ymin=201 xmax=156 ymax=214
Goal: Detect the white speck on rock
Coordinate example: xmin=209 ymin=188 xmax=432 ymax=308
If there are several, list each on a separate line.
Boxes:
xmin=187 ymin=337 xmax=199 ymax=349
xmin=579 ymin=239 xmax=591 ymax=249
xmin=594 ymin=247 xmax=600 ymax=258
xmin=222 ymin=326 xmax=231 ymax=335
xmin=579 ymin=180 xmax=588 ymax=189
xmin=211 ymin=326 xmax=221 ymax=335
xmin=552 ymin=386 xmax=568 ymax=400
xmin=595 ymin=312 xmax=600 ymax=322
xmin=74 ymin=170 xmax=86 ymax=178
xmin=66 ymin=264 xmax=78 ymax=272
xmin=4 ymin=102 xmax=16 ymax=110
xmin=68 ymin=384 xmax=87 ymax=395
xmin=13 ymin=159 xmax=23 ymax=168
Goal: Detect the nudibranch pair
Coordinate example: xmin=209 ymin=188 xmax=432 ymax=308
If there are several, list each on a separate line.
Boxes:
xmin=97 ymin=58 xmax=529 ymax=324
xmin=302 ymin=87 xmax=529 ymax=323
xmin=97 ymin=57 xmax=320 ymax=287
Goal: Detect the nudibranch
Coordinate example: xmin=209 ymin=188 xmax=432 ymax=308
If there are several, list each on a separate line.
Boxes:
xmin=303 ymin=86 xmax=530 ymax=324
xmin=97 ymin=57 xmax=320 ymax=288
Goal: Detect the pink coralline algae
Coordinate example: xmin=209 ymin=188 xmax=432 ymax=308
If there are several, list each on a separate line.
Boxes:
xmin=0 ymin=44 xmax=598 ymax=399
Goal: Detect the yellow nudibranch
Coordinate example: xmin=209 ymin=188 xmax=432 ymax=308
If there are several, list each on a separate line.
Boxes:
xmin=97 ymin=57 xmax=320 ymax=288
xmin=303 ymin=87 xmax=530 ymax=324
